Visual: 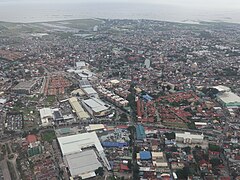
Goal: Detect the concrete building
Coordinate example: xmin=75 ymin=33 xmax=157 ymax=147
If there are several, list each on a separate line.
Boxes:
xmin=57 ymin=132 xmax=111 ymax=179
xmin=175 ymin=132 xmax=204 ymax=144
xmin=76 ymin=61 xmax=86 ymax=69
xmin=82 ymin=97 xmax=111 ymax=117
xmin=39 ymin=108 xmax=53 ymax=127
xmin=217 ymin=92 xmax=240 ymax=107
xmin=69 ymin=97 xmax=90 ymax=120
xmin=13 ymin=80 xmax=38 ymax=94
xmin=82 ymin=87 xmax=99 ymax=98
xmin=85 ymin=124 xmax=105 ymax=132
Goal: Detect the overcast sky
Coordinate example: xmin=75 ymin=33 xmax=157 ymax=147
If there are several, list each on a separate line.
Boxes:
xmin=1 ymin=0 xmax=240 ymax=9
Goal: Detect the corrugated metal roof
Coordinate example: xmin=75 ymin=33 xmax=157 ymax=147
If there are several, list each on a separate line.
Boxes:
xmin=58 ymin=132 xmax=103 ymax=156
xmin=66 ymin=149 xmax=101 ymax=178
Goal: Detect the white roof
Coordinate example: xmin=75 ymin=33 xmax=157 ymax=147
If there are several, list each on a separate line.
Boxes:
xmin=0 ymin=98 xmax=7 ymax=104
xmin=218 ymin=92 xmax=240 ymax=104
xmin=86 ymin=124 xmax=105 ymax=132
xmin=82 ymin=87 xmax=98 ymax=95
xmin=110 ymin=79 xmax=120 ymax=84
xmin=152 ymin=152 xmax=163 ymax=158
xmin=69 ymin=97 xmax=90 ymax=119
xmin=213 ymin=85 xmax=231 ymax=92
xmin=80 ymin=172 xmax=96 ymax=180
xmin=67 ymin=69 xmax=95 ymax=78
xmin=58 ymin=132 xmax=103 ymax=156
xmin=65 ymin=149 xmax=101 ymax=178
xmin=83 ymin=98 xmax=108 ymax=113
xmin=39 ymin=108 xmax=53 ymax=119
xmin=76 ymin=61 xmax=86 ymax=68
xmin=176 ymin=132 xmax=204 ymax=140
xmin=195 ymin=122 xmax=207 ymax=126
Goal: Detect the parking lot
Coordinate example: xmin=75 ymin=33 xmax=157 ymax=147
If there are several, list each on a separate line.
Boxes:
xmin=5 ymin=113 xmax=23 ymax=131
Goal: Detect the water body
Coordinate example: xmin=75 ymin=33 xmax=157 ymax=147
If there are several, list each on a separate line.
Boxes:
xmin=0 ymin=2 xmax=240 ymax=23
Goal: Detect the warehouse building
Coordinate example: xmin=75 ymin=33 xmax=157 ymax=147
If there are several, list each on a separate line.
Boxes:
xmin=217 ymin=91 xmax=240 ymax=107
xmin=39 ymin=108 xmax=53 ymax=127
xmin=136 ymin=124 xmax=146 ymax=141
xmin=13 ymin=80 xmax=38 ymax=94
xmin=82 ymin=87 xmax=99 ymax=98
xmin=57 ymin=132 xmax=111 ymax=179
xmin=82 ymin=97 xmax=111 ymax=117
xmin=175 ymin=132 xmax=204 ymax=144
xmin=85 ymin=124 xmax=105 ymax=132
xmin=69 ymin=97 xmax=90 ymax=120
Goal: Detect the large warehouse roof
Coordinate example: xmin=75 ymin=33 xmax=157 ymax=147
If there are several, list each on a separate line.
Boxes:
xmin=65 ymin=149 xmax=102 ymax=178
xmin=58 ymin=132 xmax=103 ymax=156
xmin=83 ymin=98 xmax=109 ymax=113
xmin=39 ymin=108 xmax=53 ymax=119
xmin=69 ymin=97 xmax=90 ymax=119
xmin=218 ymin=92 xmax=240 ymax=106
xmin=213 ymin=85 xmax=231 ymax=92
xmin=82 ymin=87 xmax=98 ymax=95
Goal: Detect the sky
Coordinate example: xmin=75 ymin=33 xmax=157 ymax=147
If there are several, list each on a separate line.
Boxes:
xmin=0 ymin=0 xmax=240 ymax=23
xmin=1 ymin=0 xmax=240 ymax=9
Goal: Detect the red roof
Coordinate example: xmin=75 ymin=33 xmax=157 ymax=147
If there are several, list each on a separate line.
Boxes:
xmin=220 ymin=177 xmax=231 ymax=180
xmin=120 ymin=164 xmax=129 ymax=171
xmin=116 ymin=125 xmax=128 ymax=129
xmin=199 ymin=159 xmax=208 ymax=166
xmin=26 ymin=134 xmax=37 ymax=144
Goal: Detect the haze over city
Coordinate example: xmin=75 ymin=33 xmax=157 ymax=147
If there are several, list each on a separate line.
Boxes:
xmin=0 ymin=0 xmax=240 ymax=23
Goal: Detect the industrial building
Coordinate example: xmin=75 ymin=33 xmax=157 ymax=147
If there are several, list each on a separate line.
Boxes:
xmin=212 ymin=85 xmax=240 ymax=107
xmin=79 ymin=79 xmax=91 ymax=88
xmin=68 ymin=97 xmax=90 ymax=120
xmin=67 ymin=69 xmax=95 ymax=79
xmin=85 ymin=124 xmax=105 ymax=132
xmin=39 ymin=108 xmax=53 ymax=127
xmin=217 ymin=92 xmax=240 ymax=107
xmin=82 ymin=97 xmax=111 ymax=117
xmin=82 ymin=87 xmax=99 ymax=98
xmin=53 ymin=110 xmax=64 ymax=124
xmin=13 ymin=79 xmax=38 ymax=94
xmin=57 ymin=132 xmax=111 ymax=179
xmin=136 ymin=124 xmax=146 ymax=141
xmin=175 ymin=132 xmax=204 ymax=144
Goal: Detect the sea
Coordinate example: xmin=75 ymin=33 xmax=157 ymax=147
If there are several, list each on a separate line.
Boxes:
xmin=0 ymin=2 xmax=240 ymax=24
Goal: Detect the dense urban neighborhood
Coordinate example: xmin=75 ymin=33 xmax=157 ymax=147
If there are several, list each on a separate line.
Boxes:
xmin=0 ymin=18 xmax=240 ymax=180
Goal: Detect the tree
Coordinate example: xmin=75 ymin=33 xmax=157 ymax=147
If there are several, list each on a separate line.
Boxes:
xmin=95 ymin=167 xmax=104 ymax=176
xmin=210 ymin=158 xmax=221 ymax=167
xmin=127 ymin=160 xmax=132 ymax=170
xmin=164 ymin=132 xmax=176 ymax=140
xmin=182 ymin=146 xmax=191 ymax=154
xmin=209 ymin=144 xmax=221 ymax=152
xmin=176 ymin=167 xmax=190 ymax=180
xmin=119 ymin=113 xmax=128 ymax=122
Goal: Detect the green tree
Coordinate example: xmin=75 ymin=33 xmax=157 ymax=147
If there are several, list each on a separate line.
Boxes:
xmin=164 ymin=132 xmax=176 ymax=140
xmin=210 ymin=158 xmax=221 ymax=167
xmin=95 ymin=167 xmax=104 ymax=176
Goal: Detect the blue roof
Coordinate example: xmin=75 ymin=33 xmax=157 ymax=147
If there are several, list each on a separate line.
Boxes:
xmin=142 ymin=94 xmax=153 ymax=101
xmin=140 ymin=151 xmax=151 ymax=160
xmin=136 ymin=125 xmax=146 ymax=140
xmin=102 ymin=142 xmax=128 ymax=148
